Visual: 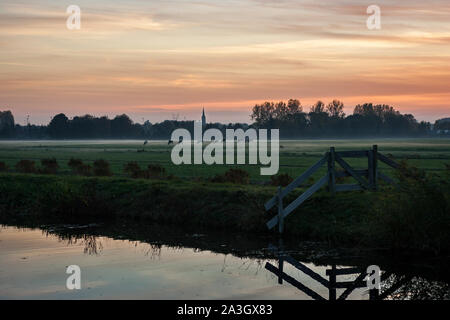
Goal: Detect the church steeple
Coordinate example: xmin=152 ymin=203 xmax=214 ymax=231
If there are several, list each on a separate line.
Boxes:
xmin=201 ymin=108 xmax=206 ymax=130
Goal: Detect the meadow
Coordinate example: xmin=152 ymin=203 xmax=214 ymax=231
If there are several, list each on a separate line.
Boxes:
xmin=0 ymin=138 xmax=449 ymax=182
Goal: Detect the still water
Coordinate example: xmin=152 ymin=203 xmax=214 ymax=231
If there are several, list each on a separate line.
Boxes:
xmin=0 ymin=222 xmax=449 ymax=300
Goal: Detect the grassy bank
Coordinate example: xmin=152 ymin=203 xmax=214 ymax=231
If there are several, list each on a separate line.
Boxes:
xmin=0 ymin=172 xmax=373 ymax=237
xmin=1 ymin=168 xmax=449 ymax=256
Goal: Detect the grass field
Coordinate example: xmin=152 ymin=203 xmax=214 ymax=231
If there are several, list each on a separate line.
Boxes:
xmin=0 ymin=138 xmax=449 ymax=182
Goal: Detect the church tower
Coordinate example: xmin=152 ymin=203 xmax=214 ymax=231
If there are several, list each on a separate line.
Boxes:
xmin=201 ymin=108 xmax=206 ymax=130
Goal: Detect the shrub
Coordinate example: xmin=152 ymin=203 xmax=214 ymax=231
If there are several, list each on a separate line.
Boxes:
xmin=15 ymin=160 xmax=36 ymax=173
xmin=68 ymin=158 xmax=83 ymax=172
xmin=123 ymin=162 xmax=166 ymax=179
xmin=40 ymin=158 xmax=59 ymax=174
xmin=373 ymin=161 xmax=450 ymax=254
xmin=211 ymin=168 xmax=250 ymax=184
xmin=270 ymin=173 xmax=293 ymax=187
xmin=93 ymin=159 xmax=112 ymax=176
xmin=0 ymin=161 xmax=7 ymax=172
xmin=146 ymin=164 xmax=166 ymax=178
xmin=124 ymin=162 xmax=142 ymax=178
xmin=76 ymin=164 xmax=92 ymax=176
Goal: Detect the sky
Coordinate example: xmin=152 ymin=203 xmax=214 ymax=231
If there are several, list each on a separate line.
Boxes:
xmin=0 ymin=0 xmax=449 ymax=125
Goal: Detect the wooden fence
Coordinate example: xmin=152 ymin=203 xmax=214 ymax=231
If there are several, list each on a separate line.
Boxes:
xmin=265 ymin=243 xmax=411 ymax=300
xmin=266 ymin=145 xmax=400 ymax=233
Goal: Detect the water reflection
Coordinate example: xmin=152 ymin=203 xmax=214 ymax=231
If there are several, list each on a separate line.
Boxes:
xmin=1 ymin=220 xmax=449 ymax=300
xmin=265 ymin=242 xmax=417 ymax=300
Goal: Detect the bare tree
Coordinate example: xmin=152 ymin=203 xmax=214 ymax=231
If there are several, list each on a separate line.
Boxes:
xmin=310 ymin=100 xmax=325 ymax=113
xmin=326 ymin=100 xmax=345 ymax=118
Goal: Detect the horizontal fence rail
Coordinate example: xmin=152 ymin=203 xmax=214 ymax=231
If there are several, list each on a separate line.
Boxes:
xmin=266 ymin=145 xmax=400 ymax=233
xmin=265 ymin=155 xmax=327 ymax=211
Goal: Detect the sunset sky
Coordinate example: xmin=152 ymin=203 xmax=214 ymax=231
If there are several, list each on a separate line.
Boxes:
xmin=1 ymin=0 xmax=449 ymax=125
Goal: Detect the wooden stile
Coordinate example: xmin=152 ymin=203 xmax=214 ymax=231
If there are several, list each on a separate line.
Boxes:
xmin=265 ymin=145 xmax=399 ymax=233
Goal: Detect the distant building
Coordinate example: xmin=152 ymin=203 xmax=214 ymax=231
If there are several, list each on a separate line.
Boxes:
xmin=201 ymin=108 xmax=206 ymax=130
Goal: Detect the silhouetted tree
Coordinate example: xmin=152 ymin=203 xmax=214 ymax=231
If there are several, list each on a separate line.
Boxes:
xmin=48 ymin=113 xmax=69 ymax=138
xmin=310 ymin=100 xmax=325 ymax=113
xmin=111 ymin=114 xmax=134 ymax=138
xmin=326 ymin=100 xmax=345 ymax=118
xmin=251 ymin=102 xmax=275 ymax=127
xmin=0 ymin=110 xmax=15 ymax=137
xmin=434 ymin=118 xmax=450 ymax=131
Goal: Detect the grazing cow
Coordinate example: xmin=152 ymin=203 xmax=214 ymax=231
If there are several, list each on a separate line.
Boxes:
xmin=168 ymin=140 xmax=174 ymax=145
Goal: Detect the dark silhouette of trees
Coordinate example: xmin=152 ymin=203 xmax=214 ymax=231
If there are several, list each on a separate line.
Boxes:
xmin=0 ymin=110 xmax=15 ymax=137
xmin=251 ymin=101 xmax=275 ymax=127
xmin=71 ymin=115 xmax=96 ymax=138
xmin=0 ymin=101 xmax=438 ymax=140
xmin=46 ymin=113 xmax=144 ymax=139
xmin=310 ymin=100 xmax=325 ymax=113
xmin=111 ymin=114 xmax=134 ymax=138
xmin=48 ymin=113 xmax=69 ymax=138
xmin=434 ymin=118 xmax=450 ymax=131
xmin=326 ymin=100 xmax=345 ymax=118
xmin=287 ymin=99 xmax=302 ymax=115
xmin=250 ymin=99 xmax=433 ymax=138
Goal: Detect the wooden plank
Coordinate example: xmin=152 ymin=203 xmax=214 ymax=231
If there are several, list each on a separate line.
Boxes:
xmin=283 ymin=175 xmax=328 ymax=217
xmin=277 ymin=187 xmax=284 ymax=234
xmin=335 ymin=150 xmax=368 ymax=158
xmin=264 ymin=155 xmax=327 ymax=211
xmin=378 ymin=276 xmax=412 ymax=300
xmin=378 ymin=153 xmax=400 ymax=169
xmin=338 ymin=272 xmax=367 ymax=300
xmin=326 ymin=267 xmax=363 ymax=276
xmin=335 ymin=184 xmax=362 ymax=192
xmin=368 ymin=150 xmax=374 ymax=189
xmin=282 ymin=255 xmax=329 ymax=287
xmin=335 ymin=154 xmax=369 ymax=189
xmin=266 ymin=175 xmax=328 ymax=230
xmin=265 ymin=262 xmax=326 ymax=300
xmin=369 ymin=288 xmax=380 ymax=300
xmin=334 ymin=280 xmax=367 ymax=288
xmin=335 ymin=170 xmax=368 ymax=178
xmin=329 ymin=265 xmax=337 ymax=300
xmin=373 ymin=145 xmax=378 ymax=190
xmin=278 ymin=258 xmax=284 ymax=284
xmin=328 ymin=147 xmax=335 ymax=194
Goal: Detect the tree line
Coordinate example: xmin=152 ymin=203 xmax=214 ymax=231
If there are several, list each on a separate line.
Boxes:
xmin=250 ymin=99 xmax=434 ymax=138
xmin=0 ymin=99 xmax=447 ymax=139
xmin=0 ymin=111 xmax=250 ymax=139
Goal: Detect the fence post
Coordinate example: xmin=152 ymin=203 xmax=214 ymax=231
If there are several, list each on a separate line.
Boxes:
xmin=369 ymin=288 xmax=380 ymax=300
xmin=373 ymin=145 xmax=378 ymax=190
xmin=328 ymin=147 xmax=336 ymax=194
xmin=368 ymin=148 xmax=374 ymax=189
xmin=277 ymin=186 xmax=284 ymax=234
xmin=329 ymin=264 xmax=337 ymax=301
